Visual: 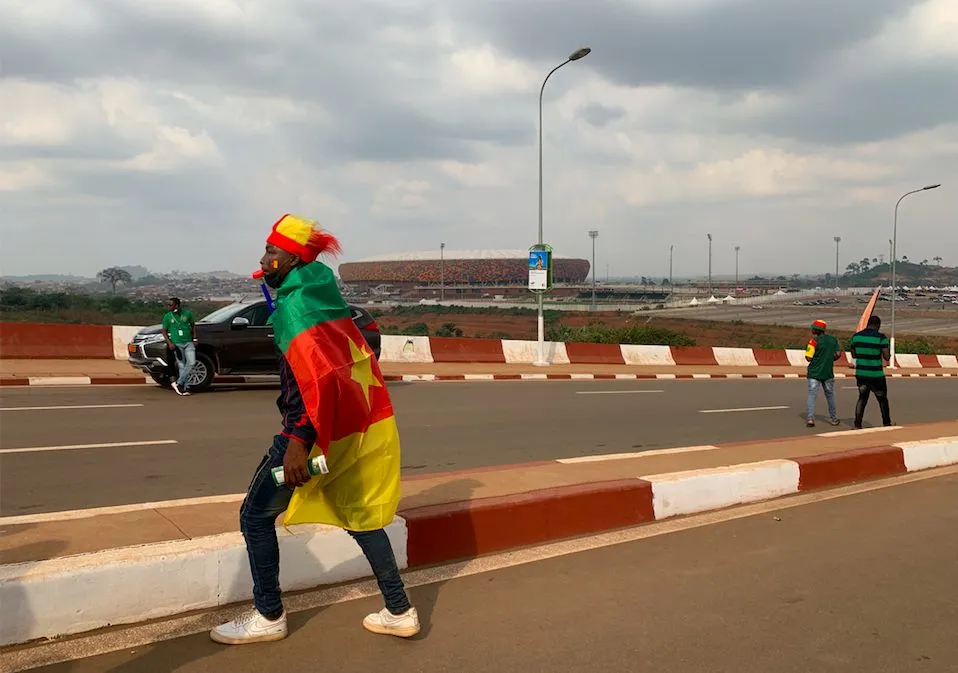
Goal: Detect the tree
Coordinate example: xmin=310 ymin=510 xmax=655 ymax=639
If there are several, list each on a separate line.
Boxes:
xmin=96 ymin=267 xmax=133 ymax=295
xmin=933 ymin=256 xmax=943 ymax=266
xmin=846 ymin=262 xmax=861 ymax=275
xmin=859 ymin=257 xmax=871 ymax=272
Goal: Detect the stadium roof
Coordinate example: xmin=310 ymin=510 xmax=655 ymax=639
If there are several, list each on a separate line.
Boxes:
xmin=350 ymin=249 xmax=581 ymax=263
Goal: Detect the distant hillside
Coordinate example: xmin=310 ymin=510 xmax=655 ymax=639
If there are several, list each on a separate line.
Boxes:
xmin=1 ymin=274 xmax=93 ymax=283
xmin=844 ymin=261 xmax=958 ymax=286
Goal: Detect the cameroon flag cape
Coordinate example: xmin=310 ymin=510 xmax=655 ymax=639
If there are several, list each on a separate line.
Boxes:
xmin=270 ymin=262 xmax=401 ymax=531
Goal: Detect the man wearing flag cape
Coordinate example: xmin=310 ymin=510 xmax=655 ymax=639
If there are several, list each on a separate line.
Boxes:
xmin=211 ymin=214 xmax=420 ymax=645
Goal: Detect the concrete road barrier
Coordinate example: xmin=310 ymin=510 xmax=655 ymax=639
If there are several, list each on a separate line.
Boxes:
xmin=2 ymin=323 xmax=955 ymax=369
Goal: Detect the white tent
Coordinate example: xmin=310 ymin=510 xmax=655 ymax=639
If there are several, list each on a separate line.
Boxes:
xmin=707 ymin=295 xmax=721 ymax=303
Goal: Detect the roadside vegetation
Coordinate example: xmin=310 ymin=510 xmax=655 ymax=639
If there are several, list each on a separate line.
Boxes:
xmin=3 ymin=287 xmax=956 ymax=354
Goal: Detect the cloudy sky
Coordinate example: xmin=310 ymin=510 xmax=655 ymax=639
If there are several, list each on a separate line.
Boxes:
xmin=1 ymin=0 xmax=955 ymax=280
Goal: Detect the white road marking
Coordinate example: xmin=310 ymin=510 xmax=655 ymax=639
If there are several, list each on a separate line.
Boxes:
xmin=557 ymin=445 xmax=719 ymax=463
xmin=0 ymin=492 xmax=245 ymax=525
xmin=0 ymin=403 xmax=144 ymax=412
xmin=816 ymin=426 xmax=903 ymax=437
xmin=0 ymin=439 xmax=178 ymax=455
xmin=9 ymin=465 xmax=954 ymax=673
xmin=575 ymin=389 xmax=664 ymax=395
xmin=698 ymin=405 xmax=790 ymax=414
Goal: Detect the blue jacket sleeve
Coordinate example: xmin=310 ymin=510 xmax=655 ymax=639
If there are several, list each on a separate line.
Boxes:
xmin=277 ymin=352 xmax=318 ymax=448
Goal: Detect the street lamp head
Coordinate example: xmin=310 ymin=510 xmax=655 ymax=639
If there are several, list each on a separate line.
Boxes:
xmin=569 ymin=47 xmax=591 ymax=61
xmin=923 ymin=183 xmax=941 ymax=190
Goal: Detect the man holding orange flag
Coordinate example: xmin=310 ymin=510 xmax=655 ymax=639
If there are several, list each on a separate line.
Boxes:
xmin=211 ymin=214 xmax=419 ymax=645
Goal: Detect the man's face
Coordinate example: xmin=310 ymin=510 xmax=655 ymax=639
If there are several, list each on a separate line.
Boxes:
xmin=259 ymin=244 xmax=299 ymax=288
xmin=168 ymin=301 xmax=180 ymax=313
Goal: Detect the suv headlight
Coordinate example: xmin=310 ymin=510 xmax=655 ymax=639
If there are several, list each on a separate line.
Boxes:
xmin=138 ymin=334 xmax=166 ymax=345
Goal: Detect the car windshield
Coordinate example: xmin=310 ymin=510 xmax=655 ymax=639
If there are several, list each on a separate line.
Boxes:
xmin=197 ymin=303 xmax=248 ymax=323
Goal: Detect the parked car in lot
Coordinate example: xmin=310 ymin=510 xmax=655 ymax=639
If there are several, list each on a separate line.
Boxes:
xmin=127 ymin=299 xmax=381 ymax=392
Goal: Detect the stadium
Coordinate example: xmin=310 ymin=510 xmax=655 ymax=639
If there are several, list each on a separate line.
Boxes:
xmin=338 ymin=250 xmax=591 ymax=299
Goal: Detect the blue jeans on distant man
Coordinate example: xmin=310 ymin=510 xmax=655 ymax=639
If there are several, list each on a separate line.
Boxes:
xmin=174 ymin=341 xmax=196 ymax=390
xmin=807 ymin=377 xmax=837 ymax=422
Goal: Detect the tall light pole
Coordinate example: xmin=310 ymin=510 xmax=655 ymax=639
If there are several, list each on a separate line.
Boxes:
xmin=440 ymin=242 xmax=445 ymax=302
xmin=588 ymin=230 xmax=599 ymax=309
xmin=890 ymin=183 xmax=941 ymax=366
xmin=534 ymin=46 xmax=591 ymax=366
xmin=833 ymin=236 xmax=841 ymax=288
xmin=669 ymin=244 xmax=674 ymax=304
xmin=735 ymin=245 xmax=742 ymax=291
xmin=706 ymin=233 xmax=713 ymax=296
xmin=888 ymin=239 xmax=893 ymax=287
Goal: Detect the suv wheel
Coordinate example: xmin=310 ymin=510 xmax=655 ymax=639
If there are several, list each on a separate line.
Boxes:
xmin=187 ymin=352 xmax=216 ymax=392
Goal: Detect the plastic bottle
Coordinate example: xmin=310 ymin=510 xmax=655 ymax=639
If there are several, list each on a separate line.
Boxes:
xmin=271 ymin=455 xmax=328 ymax=486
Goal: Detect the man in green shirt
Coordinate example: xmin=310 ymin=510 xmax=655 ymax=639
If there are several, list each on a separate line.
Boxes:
xmin=804 ymin=319 xmax=842 ymax=427
xmin=161 ymin=297 xmax=196 ymax=395
xmin=849 ymin=314 xmax=892 ymax=429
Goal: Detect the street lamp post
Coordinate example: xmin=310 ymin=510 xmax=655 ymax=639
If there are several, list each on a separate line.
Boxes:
xmin=888 ymin=239 xmax=893 ymax=287
xmin=707 ymin=233 xmax=712 ymax=296
xmin=890 ymin=183 xmax=941 ymax=366
xmin=669 ymin=244 xmax=674 ymax=304
xmin=439 ymin=242 xmax=445 ymax=302
xmin=534 ymin=46 xmax=591 ymax=366
xmin=833 ymin=236 xmax=841 ymax=288
xmin=589 ymin=230 xmax=599 ymax=310
xmin=735 ymin=245 xmax=742 ymax=292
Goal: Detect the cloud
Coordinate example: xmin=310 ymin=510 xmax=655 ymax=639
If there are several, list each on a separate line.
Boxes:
xmin=0 ymin=0 xmax=956 ymax=280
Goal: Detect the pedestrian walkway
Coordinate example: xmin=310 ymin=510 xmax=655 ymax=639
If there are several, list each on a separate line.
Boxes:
xmin=10 ymin=469 xmax=958 ymax=673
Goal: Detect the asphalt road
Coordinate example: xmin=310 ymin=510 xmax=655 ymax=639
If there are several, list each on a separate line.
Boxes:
xmin=26 ymin=471 xmax=958 ymax=672
xmin=2 ymin=378 xmax=957 ymax=515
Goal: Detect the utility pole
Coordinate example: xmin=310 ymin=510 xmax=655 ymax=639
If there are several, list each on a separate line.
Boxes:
xmin=707 ymin=233 xmax=712 ymax=296
xmin=440 ymin=242 xmax=445 ymax=302
xmin=589 ymin=230 xmax=599 ymax=309
xmin=833 ymin=236 xmax=840 ymax=288
xmin=735 ymin=245 xmax=742 ymax=292
xmin=669 ymin=244 xmax=674 ymax=304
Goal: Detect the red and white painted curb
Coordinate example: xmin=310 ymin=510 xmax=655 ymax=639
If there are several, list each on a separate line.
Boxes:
xmin=384 ymin=371 xmax=958 ymax=382
xmin=2 ymin=434 xmax=956 ymax=646
xmin=2 ymin=371 xmax=956 ymax=388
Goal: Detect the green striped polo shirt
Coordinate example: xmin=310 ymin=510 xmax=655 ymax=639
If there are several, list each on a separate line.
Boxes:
xmin=850 ymin=328 xmax=890 ymax=379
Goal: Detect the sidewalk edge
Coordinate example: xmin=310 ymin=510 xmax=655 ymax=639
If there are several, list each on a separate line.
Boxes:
xmin=1 ymin=437 xmax=956 ymax=647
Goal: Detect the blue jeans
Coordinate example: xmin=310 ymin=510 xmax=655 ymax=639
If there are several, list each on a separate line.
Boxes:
xmin=239 ymin=435 xmax=411 ymax=619
xmin=174 ymin=342 xmax=196 ymax=389
xmin=807 ymin=378 xmax=837 ymax=421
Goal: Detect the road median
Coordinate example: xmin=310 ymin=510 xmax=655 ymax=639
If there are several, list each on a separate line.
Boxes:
xmin=2 ymin=421 xmax=956 ymax=648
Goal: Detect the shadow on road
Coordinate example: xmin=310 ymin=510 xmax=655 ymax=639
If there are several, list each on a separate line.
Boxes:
xmin=0 ymin=525 xmax=70 ymax=665
xmin=400 ymin=477 xmax=483 ymax=641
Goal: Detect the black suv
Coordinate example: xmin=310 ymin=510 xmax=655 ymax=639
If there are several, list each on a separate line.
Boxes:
xmin=127 ymin=299 xmax=381 ymax=392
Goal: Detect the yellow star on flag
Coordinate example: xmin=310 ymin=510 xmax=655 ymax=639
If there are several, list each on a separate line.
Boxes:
xmin=348 ymin=337 xmax=382 ymax=407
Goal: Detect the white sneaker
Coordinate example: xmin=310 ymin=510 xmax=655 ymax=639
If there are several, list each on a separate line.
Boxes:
xmin=362 ymin=606 xmax=420 ymax=638
xmin=210 ymin=609 xmax=288 ymax=645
